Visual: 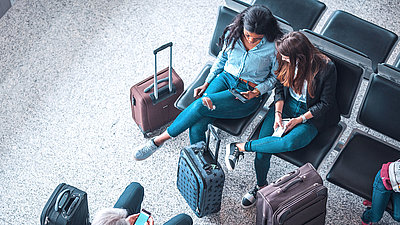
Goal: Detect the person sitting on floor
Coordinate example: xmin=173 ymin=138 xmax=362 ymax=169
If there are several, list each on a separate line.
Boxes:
xmin=92 ymin=182 xmax=192 ymax=225
xmin=361 ymin=159 xmax=400 ymax=225
xmin=225 ymin=31 xmax=340 ymax=208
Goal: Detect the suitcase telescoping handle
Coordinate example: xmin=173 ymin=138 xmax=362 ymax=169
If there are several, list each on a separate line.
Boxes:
xmin=205 ymin=124 xmax=221 ymax=165
xmin=152 ymin=42 xmax=173 ymax=100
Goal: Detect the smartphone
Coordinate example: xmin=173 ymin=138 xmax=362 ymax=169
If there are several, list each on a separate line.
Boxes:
xmin=134 ymin=209 xmax=151 ymax=225
xmin=229 ymin=88 xmax=248 ymax=103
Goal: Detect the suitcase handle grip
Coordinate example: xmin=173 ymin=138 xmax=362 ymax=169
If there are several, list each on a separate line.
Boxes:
xmin=144 ymin=77 xmax=169 ymax=93
xmin=54 ymin=189 xmax=70 ymax=212
xmin=153 ymin=42 xmax=173 ymax=55
xmin=66 ymin=197 xmax=80 ymax=215
xmin=205 ymin=125 xmax=221 ymax=165
xmin=281 ymin=178 xmax=303 ymax=193
xmin=153 ymin=42 xmax=173 ymax=99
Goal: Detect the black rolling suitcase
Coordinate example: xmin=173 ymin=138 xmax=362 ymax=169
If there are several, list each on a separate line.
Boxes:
xmin=176 ymin=125 xmax=225 ymax=217
xmin=40 ymin=183 xmax=90 ymax=225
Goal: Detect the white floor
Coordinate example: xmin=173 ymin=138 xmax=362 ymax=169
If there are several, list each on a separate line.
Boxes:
xmin=0 ymin=0 xmax=399 ymax=224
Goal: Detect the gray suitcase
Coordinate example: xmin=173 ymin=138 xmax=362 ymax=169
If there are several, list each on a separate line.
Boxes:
xmin=256 ymin=163 xmax=327 ymax=225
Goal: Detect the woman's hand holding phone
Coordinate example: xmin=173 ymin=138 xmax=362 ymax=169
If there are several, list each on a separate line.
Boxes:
xmin=240 ymin=89 xmax=259 ymax=100
xmin=193 ymin=83 xmax=209 ymax=99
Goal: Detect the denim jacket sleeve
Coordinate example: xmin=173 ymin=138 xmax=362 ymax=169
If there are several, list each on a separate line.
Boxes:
xmin=256 ymin=56 xmax=278 ymax=95
xmin=206 ymin=45 xmax=228 ymax=84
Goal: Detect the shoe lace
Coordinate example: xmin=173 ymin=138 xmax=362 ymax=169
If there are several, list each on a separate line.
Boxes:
xmin=249 ymin=185 xmax=259 ymax=197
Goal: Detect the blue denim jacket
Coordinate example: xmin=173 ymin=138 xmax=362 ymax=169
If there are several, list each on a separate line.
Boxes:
xmin=206 ymin=37 xmax=278 ymax=95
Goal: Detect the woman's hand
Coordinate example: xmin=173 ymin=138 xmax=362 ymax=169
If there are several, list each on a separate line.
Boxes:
xmin=273 ymin=112 xmax=283 ymax=130
xmin=241 ymin=89 xmax=260 ymax=100
xmin=194 ymin=83 xmax=209 ymax=99
xmin=284 ymin=117 xmax=302 ymax=133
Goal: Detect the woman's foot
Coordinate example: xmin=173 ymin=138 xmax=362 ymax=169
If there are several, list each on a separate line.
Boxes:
xmin=133 ymin=139 xmax=162 ymax=161
xmin=225 ymin=143 xmax=244 ymax=171
xmin=241 ymin=185 xmax=261 ymax=208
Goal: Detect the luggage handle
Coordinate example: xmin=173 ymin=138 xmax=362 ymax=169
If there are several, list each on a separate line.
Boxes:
xmin=205 ymin=124 xmax=221 ymax=165
xmin=280 ymin=177 xmax=304 ymax=193
xmin=144 ymin=78 xmax=169 ymax=93
xmin=153 ymin=42 xmax=173 ymax=99
xmin=273 ymin=170 xmax=299 ymax=186
xmin=54 ymin=189 xmax=70 ymax=212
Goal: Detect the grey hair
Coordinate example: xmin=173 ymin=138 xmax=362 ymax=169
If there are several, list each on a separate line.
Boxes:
xmin=92 ymin=208 xmax=130 ymax=225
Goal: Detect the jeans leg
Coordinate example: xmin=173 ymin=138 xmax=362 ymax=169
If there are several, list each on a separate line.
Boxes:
xmin=245 ymin=122 xmax=318 ymax=154
xmin=189 ymin=116 xmax=215 ymax=144
xmin=255 ymin=152 xmax=272 ymax=187
xmin=167 ymin=78 xmax=261 ymax=138
xmin=391 ymin=191 xmax=400 ymax=221
xmin=163 ymin=213 xmax=193 ymax=225
xmin=113 ymin=182 xmax=144 ymax=216
xmin=362 ymin=171 xmax=391 ymax=223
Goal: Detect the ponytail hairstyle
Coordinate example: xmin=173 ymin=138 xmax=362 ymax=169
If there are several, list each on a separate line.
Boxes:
xmin=219 ymin=5 xmax=283 ymax=51
xmin=275 ymin=31 xmax=330 ymax=98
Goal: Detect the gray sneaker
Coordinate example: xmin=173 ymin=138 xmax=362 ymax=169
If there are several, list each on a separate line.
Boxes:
xmin=133 ymin=139 xmax=161 ymax=161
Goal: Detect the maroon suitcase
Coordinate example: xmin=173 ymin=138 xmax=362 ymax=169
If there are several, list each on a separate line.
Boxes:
xmin=256 ymin=163 xmax=327 ymax=225
xmin=130 ymin=42 xmax=184 ymax=136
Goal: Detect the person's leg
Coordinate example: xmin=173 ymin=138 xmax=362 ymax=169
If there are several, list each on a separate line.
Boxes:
xmin=245 ymin=121 xmax=318 ymax=154
xmin=361 ymin=171 xmax=391 ymax=223
xmin=188 ymin=116 xmax=215 ymax=144
xmin=114 ymin=182 xmax=144 ymax=216
xmin=167 ymin=72 xmax=261 ymax=138
xmin=391 ymin=191 xmax=400 ymax=221
xmin=163 ymin=213 xmax=193 ymax=225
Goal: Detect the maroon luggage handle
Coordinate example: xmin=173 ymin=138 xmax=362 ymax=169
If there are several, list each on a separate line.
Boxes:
xmin=144 ymin=42 xmax=174 ymax=100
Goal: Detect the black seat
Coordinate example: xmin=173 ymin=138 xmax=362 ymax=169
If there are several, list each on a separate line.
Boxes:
xmin=248 ymin=50 xmax=363 ymax=169
xmin=175 ymin=6 xmax=291 ymax=137
xmin=320 ymin=10 xmax=398 ymax=75
xmin=253 ymin=0 xmax=326 ymax=31
xmin=327 ymin=67 xmax=400 ymax=212
xmin=0 ymin=0 xmax=11 ymax=19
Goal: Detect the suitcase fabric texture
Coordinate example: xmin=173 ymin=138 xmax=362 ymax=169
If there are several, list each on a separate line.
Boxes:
xmin=130 ymin=42 xmax=184 ymax=136
xmin=41 ymin=183 xmax=89 ymax=225
xmin=177 ymin=125 xmax=225 ymax=217
xmin=256 ymin=163 xmax=327 ymax=225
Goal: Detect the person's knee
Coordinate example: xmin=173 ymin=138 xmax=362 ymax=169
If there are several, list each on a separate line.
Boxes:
xmin=201 ymin=97 xmax=215 ymax=110
xmin=255 ymin=152 xmax=272 ymax=161
xmin=126 ymin=182 xmax=144 ymax=198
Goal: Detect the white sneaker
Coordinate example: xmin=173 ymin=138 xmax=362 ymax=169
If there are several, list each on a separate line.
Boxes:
xmin=133 ymin=139 xmax=161 ymax=161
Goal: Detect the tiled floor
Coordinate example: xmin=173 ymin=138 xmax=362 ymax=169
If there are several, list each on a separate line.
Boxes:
xmin=0 ymin=0 xmax=399 ymax=224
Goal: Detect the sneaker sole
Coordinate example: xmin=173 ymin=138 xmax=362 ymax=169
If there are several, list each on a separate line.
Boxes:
xmin=225 ymin=143 xmax=234 ymax=171
xmin=241 ymin=200 xmax=256 ymax=209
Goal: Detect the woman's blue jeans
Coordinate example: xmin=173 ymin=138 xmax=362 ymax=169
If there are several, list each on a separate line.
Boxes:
xmin=245 ymin=95 xmax=318 ymax=186
xmin=361 ymin=170 xmax=400 ymax=223
xmin=114 ymin=182 xmax=193 ymax=225
xmin=167 ymin=71 xmax=263 ymax=144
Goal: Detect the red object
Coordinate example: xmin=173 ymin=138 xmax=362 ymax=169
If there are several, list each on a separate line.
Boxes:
xmin=381 ymin=162 xmax=393 ymax=191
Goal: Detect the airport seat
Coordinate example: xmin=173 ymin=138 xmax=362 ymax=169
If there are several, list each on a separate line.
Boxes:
xmin=248 ymin=49 xmax=364 ymax=169
xmin=320 ymin=10 xmax=398 ymax=75
xmin=253 ymin=0 xmax=326 ymax=31
xmin=327 ymin=66 xmax=400 ymax=212
xmin=175 ymin=6 xmax=292 ymax=137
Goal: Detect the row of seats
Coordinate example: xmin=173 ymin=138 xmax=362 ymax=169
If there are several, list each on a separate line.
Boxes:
xmin=175 ymin=0 xmax=400 ymax=217
xmin=226 ymin=0 xmax=399 ymax=78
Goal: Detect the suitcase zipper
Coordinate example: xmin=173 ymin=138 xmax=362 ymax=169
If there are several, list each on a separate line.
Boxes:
xmin=273 ymin=183 xmax=325 ymax=224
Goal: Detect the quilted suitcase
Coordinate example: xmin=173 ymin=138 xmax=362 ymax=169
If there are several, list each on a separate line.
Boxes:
xmin=130 ymin=42 xmax=184 ymax=136
xmin=177 ymin=125 xmax=225 ymax=217
xmin=40 ymin=183 xmax=89 ymax=225
xmin=256 ymin=163 xmax=327 ymax=225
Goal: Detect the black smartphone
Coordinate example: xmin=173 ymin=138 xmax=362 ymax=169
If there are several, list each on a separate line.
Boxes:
xmin=229 ymin=88 xmax=248 ymax=103
xmin=134 ymin=209 xmax=151 ymax=225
